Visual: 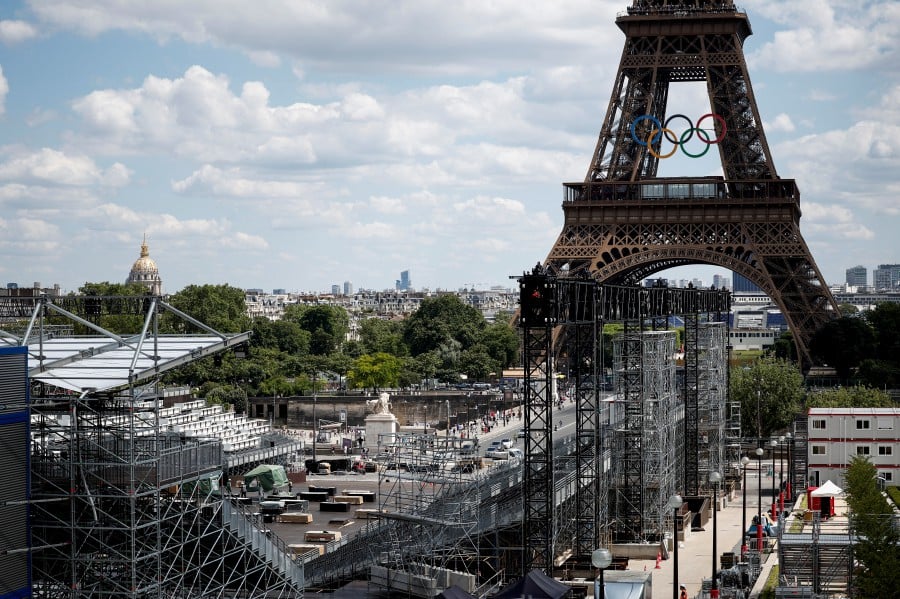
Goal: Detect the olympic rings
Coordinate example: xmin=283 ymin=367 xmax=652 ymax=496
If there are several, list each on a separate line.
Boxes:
xmin=630 ymin=113 xmax=727 ymax=159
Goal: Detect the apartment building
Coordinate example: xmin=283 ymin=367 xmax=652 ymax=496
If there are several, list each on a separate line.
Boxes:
xmin=807 ymin=407 xmax=900 ymax=487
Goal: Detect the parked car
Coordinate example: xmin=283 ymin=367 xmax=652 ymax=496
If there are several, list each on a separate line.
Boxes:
xmin=500 ymin=438 xmax=513 ymax=449
xmin=485 ymin=448 xmax=509 ymax=459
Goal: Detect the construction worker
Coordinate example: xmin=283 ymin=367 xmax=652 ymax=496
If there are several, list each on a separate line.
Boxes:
xmin=680 ymin=584 xmax=688 ymax=599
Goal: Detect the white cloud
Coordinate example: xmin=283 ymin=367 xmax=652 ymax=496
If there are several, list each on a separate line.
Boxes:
xmin=172 ymin=164 xmax=321 ymax=198
xmin=746 ymin=0 xmax=900 ymax=72
xmin=0 ymin=216 xmax=62 ymax=255
xmin=765 ymin=113 xmax=796 ymax=133
xmin=0 ymin=148 xmax=130 ymax=187
xmin=0 ymin=65 xmax=7 ymax=116
xmin=27 ymin=1 xmax=622 ymax=74
xmin=0 ymin=20 xmax=38 ymax=45
xmin=369 ymin=196 xmax=406 ymax=215
xmin=83 ymin=203 xmax=269 ymax=249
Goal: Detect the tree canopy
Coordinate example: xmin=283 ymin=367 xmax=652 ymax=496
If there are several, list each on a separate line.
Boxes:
xmin=165 ymin=284 xmax=251 ymax=333
xmin=806 ymin=386 xmax=894 ymax=409
xmin=730 ymin=357 xmax=805 ymax=440
xmin=844 ymin=455 xmax=900 ymax=597
xmin=402 ymin=294 xmax=485 ymax=356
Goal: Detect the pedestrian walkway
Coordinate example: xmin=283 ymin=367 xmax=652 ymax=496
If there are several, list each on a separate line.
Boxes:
xmin=625 ymin=466 xmax=778 ymax=599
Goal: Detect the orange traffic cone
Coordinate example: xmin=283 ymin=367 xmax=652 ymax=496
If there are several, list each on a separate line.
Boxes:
xmin=655 ymin=550 xmax=662 ymax=569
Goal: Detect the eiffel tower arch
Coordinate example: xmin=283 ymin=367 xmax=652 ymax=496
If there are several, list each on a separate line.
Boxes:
xmin=543 ymin=0 xmax=838 ymax=370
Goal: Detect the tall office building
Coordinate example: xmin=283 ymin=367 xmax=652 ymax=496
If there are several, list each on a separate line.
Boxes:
xmin=396 ymin=270 xmax=411 ymax=292
xmin=331 ymin=284 xmax=341 ymax=296
xmin=874 ymin=264 xmax=900 ymax=291
xmin=733 ymin=271 xmax=763 ymax=293
xmin=343 ymin=281 xmax=353 ymax=296
xmin=845 ymin=265 xmax=867 ymax=288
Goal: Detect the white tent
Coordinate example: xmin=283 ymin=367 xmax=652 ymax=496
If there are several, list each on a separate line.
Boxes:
xmin=810 ymin=479 xmax=843 ymax=497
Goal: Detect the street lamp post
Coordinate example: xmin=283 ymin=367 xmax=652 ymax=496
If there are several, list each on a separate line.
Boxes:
xmin=667 ymin=494 xmax=684 ymax=599
xmin=709 ymin=472 xmax=722 ymax=599
xmin=740 ymin=456 xmax=750 ymax=560
xmin=592 ymin=548 xmax=612 ymax=599
xmin=778 ymin=435 xmax=786 ymax=514
xmin=785 ymin=432 xmax=793 ymax=502
xmin=755 ymin=446 xmax=764 ymax=552
xmin=312 ymin=375 xmax=318 ymax=469
xmin=770 ymin=439 xmax=778 ymax=520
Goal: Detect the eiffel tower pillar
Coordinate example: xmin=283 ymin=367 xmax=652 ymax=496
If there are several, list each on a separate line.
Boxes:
xmin=544 ymin=0 xmax=837 ymax=371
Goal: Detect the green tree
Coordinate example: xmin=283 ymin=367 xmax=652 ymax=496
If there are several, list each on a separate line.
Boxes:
xmin=478 ymin=321 xmax=519 ymax=368
xmin=250 ymin=317 xmax=310 ymax=355
xmin=856 ymin=358 xmax=900 ymax=389
xmin=730 ymin=357 xmax=805 ymax=440
xmin=164 ymin=284 xmax=250 ymax=333
xmin=838 ymin=303 xmax=859 ymax=316
xmin=769 ymin=330 xmax=797 ymax=362
xmin=359 ymin=317 xmax=408 ymax=356
xmin=867 ymin=303 xmax=900 ymax=365
xmin=347 ymin=352 xmax=401 ymax=393
xmin=204 ymin=384 xmax=247 ymax=413
xmin=397 ymin=356 xmax=424 ymax=389
xmin=434 ymin=338 xmax=463 ymax=382
xmin=283 ymin=304 xmax=349 ymax=355
xmin=70 ymin=281 xmax=151 ymax=334
xmin=844 ymin=455 xmax=900 ymax=597
xmin=806 ymin=386 xmax=894 ymax=409
xmin=459 ymin=346 xmax=499 ymax=381
xmin=415 ymin=351 xmax=442 ymax=388
xmin=402 ymin=295 xmax=485 ymax=356
xmin=809 ymin=316 xmax=875 ymax=380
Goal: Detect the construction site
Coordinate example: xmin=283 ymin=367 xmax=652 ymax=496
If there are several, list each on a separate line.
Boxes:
xmin=1 ymin=295 xmax=305 ymax=598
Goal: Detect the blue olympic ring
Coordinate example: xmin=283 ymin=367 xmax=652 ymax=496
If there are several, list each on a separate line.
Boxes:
xmin=629 ymin=113 xmax=727 ymax=158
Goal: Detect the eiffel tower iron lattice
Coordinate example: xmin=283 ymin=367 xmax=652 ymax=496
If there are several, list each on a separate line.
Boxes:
xmin=542 ymin=0 xmax=838 ymax=370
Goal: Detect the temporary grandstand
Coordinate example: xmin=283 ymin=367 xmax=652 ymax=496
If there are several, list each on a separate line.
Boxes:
xmin=0 ymin=295 xmax=305 ymax=598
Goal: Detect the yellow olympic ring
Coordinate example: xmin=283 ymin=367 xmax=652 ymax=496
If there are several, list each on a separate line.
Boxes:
xmin=646 ymin=128 xmax=678 ymax=159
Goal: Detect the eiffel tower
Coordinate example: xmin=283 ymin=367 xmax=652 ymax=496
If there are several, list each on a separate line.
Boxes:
xmin=543 ymin=0 xmax=838 ymax=369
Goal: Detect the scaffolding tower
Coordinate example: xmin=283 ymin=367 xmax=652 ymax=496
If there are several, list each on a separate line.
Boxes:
xmin=611 ymin=329 xmax=677 ymax=543
xmin=370 ymin=431 xmax=481 ymax=597
xmin=2 ymin=295 xmax=304 ymax=598
xmin=697 ymin=322 xmax=728 ymax=493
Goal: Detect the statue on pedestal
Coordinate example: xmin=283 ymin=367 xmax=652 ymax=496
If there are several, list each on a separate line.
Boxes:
xmin=366 ymin=392 xmax=392 ymax=415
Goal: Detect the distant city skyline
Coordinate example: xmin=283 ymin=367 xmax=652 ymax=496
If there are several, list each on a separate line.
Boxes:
xmin=0 ymin=2 xmax=897 ymax=293
xmin=7 ymin=259 xmax=900 ymax=296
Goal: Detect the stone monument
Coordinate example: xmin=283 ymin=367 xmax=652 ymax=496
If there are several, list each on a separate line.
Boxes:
xmin=364 ymin=392 xmax=398 ymax=450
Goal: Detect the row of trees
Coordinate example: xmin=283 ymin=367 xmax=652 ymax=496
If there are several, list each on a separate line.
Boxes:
xmin=729 ymin=357 xmax=895 ymax=440
xmin=844 ymin=456 xmax=900 ymax=596
xmin=810 ymin=302 xmax=900 ymax=386
xmin=68 ymin=283 xmax=519 ymax=398
xmin=62 ymin=282 xmax=898 ymax=425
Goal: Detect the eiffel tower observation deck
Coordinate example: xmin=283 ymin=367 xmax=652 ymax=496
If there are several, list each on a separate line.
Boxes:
xmin=543 ymin=0 xmax=838 ymax=370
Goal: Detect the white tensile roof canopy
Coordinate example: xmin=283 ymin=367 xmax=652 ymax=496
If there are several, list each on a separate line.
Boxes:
xmin=810 ymin=480 xmax=844 ymax=497
xmin=0 ymin=295 xmax=250 ymax=394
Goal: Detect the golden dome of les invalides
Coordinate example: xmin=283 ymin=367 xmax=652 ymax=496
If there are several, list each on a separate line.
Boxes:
xmin=127 ymin=235 xmax=162 ymax=295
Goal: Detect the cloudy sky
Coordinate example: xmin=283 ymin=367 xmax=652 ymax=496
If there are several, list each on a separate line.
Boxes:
xmin=0 ymin=0 xmax=898 ymax=295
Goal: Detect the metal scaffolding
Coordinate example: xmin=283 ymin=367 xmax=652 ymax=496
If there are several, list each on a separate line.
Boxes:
xmin=611 ymin=329 xmax=677 ymax=543
xmin=697 ymin=322 xmax=728 ymax=493
xmin=369 ymin=431 xmax=481 ymax=597
xmin=2 ymin=295 xmax=304 ymax=598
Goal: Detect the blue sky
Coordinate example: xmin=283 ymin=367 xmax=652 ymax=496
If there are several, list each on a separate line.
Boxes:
xmin=0 ymin=0 xmax=898 ymax=295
